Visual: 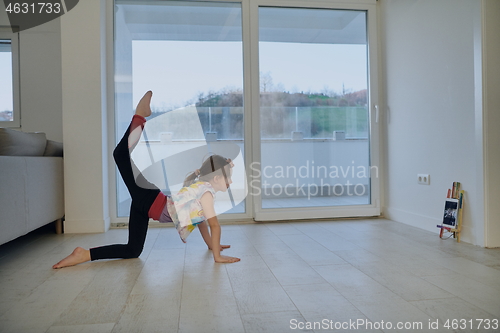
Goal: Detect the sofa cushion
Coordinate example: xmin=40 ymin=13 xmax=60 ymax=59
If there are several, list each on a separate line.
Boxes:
xmin=0 ymin=128 xmax=47 ymax=156
xmin=43 ymin=140 xmax=64 ymax=157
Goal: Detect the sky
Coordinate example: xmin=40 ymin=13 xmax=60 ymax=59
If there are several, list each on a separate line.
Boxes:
xmin=259 ymin=42 xmax=367 ymax=94
xmin=132 ymin=41 xmax=243 ymax=111
xmin=132 ymin=40 xmax=367 ymax=111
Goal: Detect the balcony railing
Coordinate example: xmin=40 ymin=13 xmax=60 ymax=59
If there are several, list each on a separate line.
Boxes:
xmin=145 ymin=106 xmax=369 ymax=141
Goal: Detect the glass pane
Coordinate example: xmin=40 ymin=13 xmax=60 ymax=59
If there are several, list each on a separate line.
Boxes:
xmin=115 ymin=1 xmax=244 ymax=217
xmin=0 ymin=40 xmax=13 ymax=122
xmin=258 ymin=7 xmax=370 ymax=209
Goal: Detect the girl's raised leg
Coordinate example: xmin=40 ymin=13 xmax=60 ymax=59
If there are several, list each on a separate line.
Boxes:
xmin=53 ymin=91 xmax=156 ymax=269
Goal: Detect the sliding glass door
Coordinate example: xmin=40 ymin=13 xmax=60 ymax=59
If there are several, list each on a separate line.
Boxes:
xmin=113 ymin=0 xmax=380 ymax=223
xmin=254 ymin=5 xmax=378 ymax=220
xmin=114 ymin=1 xmax=245 ymax=218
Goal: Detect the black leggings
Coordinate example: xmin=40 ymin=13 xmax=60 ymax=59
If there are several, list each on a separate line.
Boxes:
xmin=90 ymin=117 xmax=160 ymax=260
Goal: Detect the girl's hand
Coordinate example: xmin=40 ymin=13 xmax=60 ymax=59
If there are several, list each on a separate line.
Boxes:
xmin=214 ymin=255 xmax=240 ymax=263
xmin=209 ymin=244 xmax=231 ymax=251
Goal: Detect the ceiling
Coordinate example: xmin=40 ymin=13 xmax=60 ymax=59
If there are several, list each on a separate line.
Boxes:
xmin=117 ymin=1 xmax=367 ymax=44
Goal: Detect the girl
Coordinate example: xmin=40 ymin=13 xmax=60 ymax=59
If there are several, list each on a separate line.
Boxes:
xmin=53 ymin=91 xmax=240 ymax=268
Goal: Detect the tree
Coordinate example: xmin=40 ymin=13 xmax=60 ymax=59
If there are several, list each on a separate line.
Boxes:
xmin=260 ymin=71 xmax=274 ymax=93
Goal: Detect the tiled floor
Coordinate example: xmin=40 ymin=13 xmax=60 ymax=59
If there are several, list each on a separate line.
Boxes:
xmin=0 ymin=219 xmax=499 ymax=333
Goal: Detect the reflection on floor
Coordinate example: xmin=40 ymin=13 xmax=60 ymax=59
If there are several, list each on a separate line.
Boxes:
xmin=1 ymin=219 xmax=499 ymax=333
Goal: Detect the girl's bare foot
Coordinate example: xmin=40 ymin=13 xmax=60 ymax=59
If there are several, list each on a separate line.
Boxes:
xmin=52 ymin=247 xmax=91 ymax=269
xmin=135 ymin=91 xmax=152 ymax=118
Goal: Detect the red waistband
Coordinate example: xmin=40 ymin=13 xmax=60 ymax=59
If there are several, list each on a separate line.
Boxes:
xmin=148 ymin=192 xmax=167 ymax=221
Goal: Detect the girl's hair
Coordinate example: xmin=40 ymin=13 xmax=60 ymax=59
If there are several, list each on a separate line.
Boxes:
xmin=183 ymin=154 xmax=231 ymax=187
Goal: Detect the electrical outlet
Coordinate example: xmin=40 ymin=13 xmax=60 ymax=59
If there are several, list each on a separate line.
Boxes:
xmin=417 ymin=174 xmax=430 ymax=185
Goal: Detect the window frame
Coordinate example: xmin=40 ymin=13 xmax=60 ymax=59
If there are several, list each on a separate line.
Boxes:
xmin=0 ymin=30 xmax=20 ymax=128
xmin=249 ymin=0 xmax=381 ymax=221
xmin=109 ymin=0 xmax=380 ymax=223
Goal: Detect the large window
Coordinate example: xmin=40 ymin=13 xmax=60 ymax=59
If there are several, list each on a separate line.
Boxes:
xmin=0 ymin=32 xmax=19 ymax=127
xmin=113 ymin=0 xmax=379 ymax=222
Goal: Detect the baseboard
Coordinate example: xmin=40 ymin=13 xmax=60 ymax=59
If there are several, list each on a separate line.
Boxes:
xmin=63 ymin=217 xmax=110 ymax=234
xmin=384 ymin=207 xmax=440 ymax=234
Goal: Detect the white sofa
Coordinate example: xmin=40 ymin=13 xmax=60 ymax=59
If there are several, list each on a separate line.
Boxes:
xmin=0 ymin=128 xmax=64 ymax=245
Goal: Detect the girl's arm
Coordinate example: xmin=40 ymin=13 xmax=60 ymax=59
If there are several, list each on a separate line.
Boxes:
xmin=200 ymin=192 xmax=240 ymax=263
xmin=198 ymin=221 xmax=212 ymax=248
xmin=198 ymin=221 xmax=230 ymax=251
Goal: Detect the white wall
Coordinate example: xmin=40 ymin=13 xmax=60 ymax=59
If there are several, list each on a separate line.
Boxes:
xmin=482 ymin=0 xmax=500 ymax=247
xmin=380 ymin=0 xmax=495 ymax=246
xmin=0 ymin=3 xmax=62 ymax=141
xmin=60 ymin=0 xmax=110 ymax=233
